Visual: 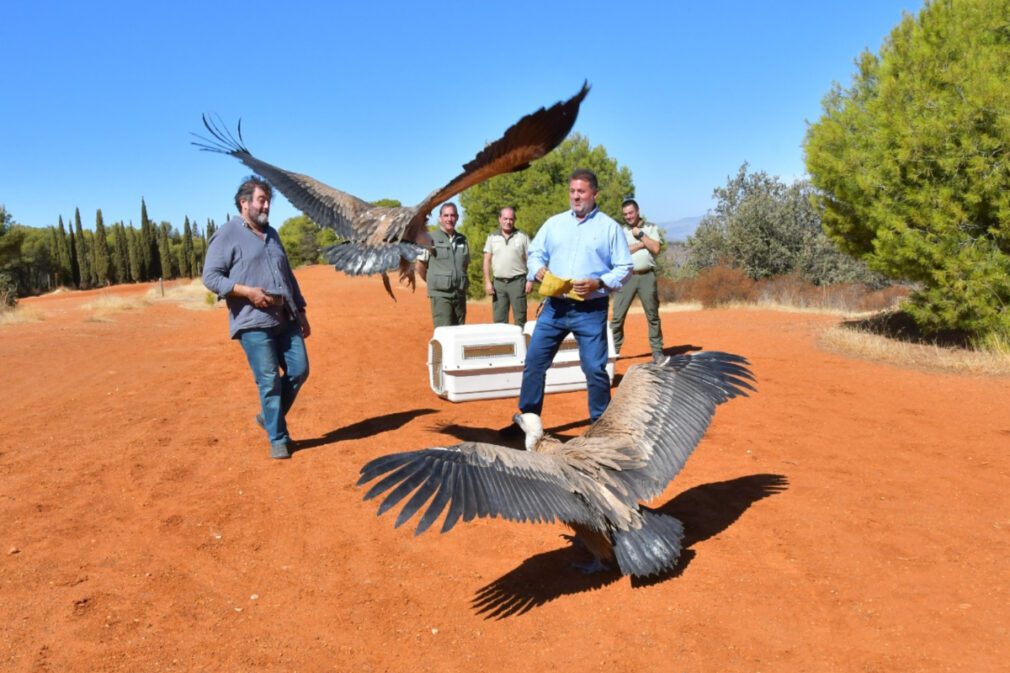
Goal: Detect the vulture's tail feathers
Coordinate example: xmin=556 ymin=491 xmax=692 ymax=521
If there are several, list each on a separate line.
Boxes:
xmin=613 ymin=509 xmax=685 ymax=578
xmin=323 ymin=242 xmax=423 ymax=298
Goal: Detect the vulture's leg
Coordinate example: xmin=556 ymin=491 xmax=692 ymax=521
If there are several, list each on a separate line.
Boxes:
xmin=568 ymin=524 xmax=614 ymax=574
xmin=572 ymin=557 xmax=610 ymax=574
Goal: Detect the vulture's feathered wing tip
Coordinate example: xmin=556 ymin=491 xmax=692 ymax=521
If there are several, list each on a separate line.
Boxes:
xmin=658 ymin=350 xmax=757 ymax=398
xmin=190 ymin=113 xmax=248 ymax=155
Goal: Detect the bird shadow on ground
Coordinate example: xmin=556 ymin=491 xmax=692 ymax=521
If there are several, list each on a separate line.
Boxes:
xmin=291 ymin=408 xmax=438 ymax=453
xmin=435 ymin=418 xmax=594 ymax=448
xmin=470 ymin=473 xmax=788 ymax=619
xmin=621 ymin=343 xmax=703 ymax=363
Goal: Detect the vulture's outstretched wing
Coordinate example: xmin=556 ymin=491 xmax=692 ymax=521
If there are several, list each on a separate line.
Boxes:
xmin=358 ymin=441 xmax=601 ymax=536
xmin=570 ymin=351 xmax=755 ymax=504
xmin=398 ymin=81 xmax=591 ymax=244
xmin=191 ymin=115 xmax=374 ymax=240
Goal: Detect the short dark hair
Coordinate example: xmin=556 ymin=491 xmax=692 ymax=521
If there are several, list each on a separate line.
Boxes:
xmin=568 ymin=168 xmax=598 ymax=191
xmin=234 ymin=176 xmax=272 ymax=212
xmin=622 ymin=197 xmax=639 ymax=210
xmin=439 ymin=202 xmax=458 ymax=216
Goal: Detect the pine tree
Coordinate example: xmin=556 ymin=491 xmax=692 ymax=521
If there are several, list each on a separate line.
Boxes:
xmin=805 ymin=0 xmax=1010 ymax=337
xmin=74 ymin=208 xmax=91 ymax=289
xmin=93 ymin=210 xmax=111 ymax=286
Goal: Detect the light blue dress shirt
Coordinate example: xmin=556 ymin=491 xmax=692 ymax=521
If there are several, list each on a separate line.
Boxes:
xmin=526 ymin=206 xmax=633 ymax=300
xmin=203 ymin=216 xmax=307 ymax=338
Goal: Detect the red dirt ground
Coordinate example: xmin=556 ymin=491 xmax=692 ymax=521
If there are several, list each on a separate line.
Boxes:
xmin=2 ymin=266 xmax=1008 ymax=673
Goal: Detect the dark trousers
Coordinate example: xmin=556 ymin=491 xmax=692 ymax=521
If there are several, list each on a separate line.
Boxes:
xmin=519 ymin=296 xmax=611 ymax=422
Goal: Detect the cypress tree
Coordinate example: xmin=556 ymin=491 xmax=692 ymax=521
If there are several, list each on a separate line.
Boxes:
xmin=93 ymin=209 xmax=111 ymax=286
xmin=116 ymin=222 xmax=130 ymax=282
xmin=67 ymin=223 xmax=80 ymax=287
xmin=109 ymin=222 xmax=126 ymax=284
xmin=55 ymin=216 xmax=73 ymax=285
xmin=139 ymin=198 xmax=155 ymax=281
xmin=180 ymin=216 xmax=194 ymax=278
xmin=127 ymin=226 xmax=142 ymax=282
xmin=73 ymin=208 xmax=91 ymax=289
xmin=158 ymin=222 xmax=173 ymax=280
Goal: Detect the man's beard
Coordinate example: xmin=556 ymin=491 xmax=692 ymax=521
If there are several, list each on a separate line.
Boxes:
xmin=253 ymin=211 xmax=269 ymax=226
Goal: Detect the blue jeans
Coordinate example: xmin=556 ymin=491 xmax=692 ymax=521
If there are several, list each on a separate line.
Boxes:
xmin=518 ymin=296 xmax=611 ymax=422
xmin=238 ymin=322 xmax=309 ymax=446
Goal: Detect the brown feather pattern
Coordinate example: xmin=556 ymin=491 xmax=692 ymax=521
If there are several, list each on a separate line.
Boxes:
xmin=357 ymin=351 xmax=755 ymax=577
xmin=192 ymin=82 xmax=590 ymax=298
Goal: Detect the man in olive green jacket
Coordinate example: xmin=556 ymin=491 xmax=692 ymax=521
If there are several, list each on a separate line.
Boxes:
xmin=610 ymin=198 xmax=667 ymax=364
xmin=417 ymin=202 xmax=470 ymax=327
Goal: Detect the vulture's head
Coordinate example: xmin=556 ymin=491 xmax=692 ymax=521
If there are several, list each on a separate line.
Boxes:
xmin=512 ymin=412 xmax=544 ymax=451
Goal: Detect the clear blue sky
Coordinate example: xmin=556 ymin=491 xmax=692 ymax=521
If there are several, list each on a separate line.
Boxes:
xmin=2 ymin=0 xmax=922 ymax=232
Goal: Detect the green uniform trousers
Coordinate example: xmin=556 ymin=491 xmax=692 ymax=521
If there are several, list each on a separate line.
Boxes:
xmin=430 ymin=292 xmax=467 ymax=328
xmin=491 ymin=275 xmax=528 ymax=327
xmin=610 ymin=269 xmax=663 ymax=354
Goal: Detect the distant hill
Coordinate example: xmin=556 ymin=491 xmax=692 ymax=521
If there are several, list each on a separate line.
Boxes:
xmin=655 ymin=215 xmax=703 ymax=242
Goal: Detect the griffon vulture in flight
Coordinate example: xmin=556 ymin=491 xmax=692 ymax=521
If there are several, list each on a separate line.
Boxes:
xmin=358 ymin=351 xmax=755 ymax=578
xmin=192 ymin=82 xmax=590 ymax=299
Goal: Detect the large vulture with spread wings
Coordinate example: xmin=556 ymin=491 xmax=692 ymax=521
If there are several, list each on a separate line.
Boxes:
xmin=358 ymin=351 xmax=755 ymax=578
xmin=192 ymin=82 xmax=589 ymax=299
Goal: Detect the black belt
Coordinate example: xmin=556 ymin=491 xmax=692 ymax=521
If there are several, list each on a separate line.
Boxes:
xmin=494 ymin=274 xmax=526 ymax=282
xmin=633 ymin=269 xmax=654 ymax=275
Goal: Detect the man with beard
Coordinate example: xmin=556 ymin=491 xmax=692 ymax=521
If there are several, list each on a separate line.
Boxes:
xmin=203 ymin=176 xmax=311 ymax=460
xmin=514 ymin=168 xmax=632 ymax=425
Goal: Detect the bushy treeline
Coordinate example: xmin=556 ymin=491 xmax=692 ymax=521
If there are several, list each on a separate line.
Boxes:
xmin=676 ymin=164 xmax=886 ymax=289
xmin=0 ymin=200 xmax=216 ymax=307
xmin=460 ymin=134 xmax=635 ymax=299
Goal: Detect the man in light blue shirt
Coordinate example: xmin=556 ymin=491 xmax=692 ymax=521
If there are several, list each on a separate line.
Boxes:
xmin=203 ymin=176 xmax=310 ymax=460
xmin=516 ymin=168 xmax=633 ymax=423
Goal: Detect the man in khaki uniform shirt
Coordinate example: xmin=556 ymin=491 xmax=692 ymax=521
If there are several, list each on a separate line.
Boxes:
xmin=482 ymin=206 xmax=532 ymax=327
xmin=610 ymin=198 xmax=668 ymax=364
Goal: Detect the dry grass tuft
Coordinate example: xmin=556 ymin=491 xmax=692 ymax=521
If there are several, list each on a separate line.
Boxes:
xmin=0 ymin=306 xmax=47 ymax=326
xmin=147 ymin=280 xmax=219 ymax=311
xmin=821 ymin=324 xmax=1010 ymax=376
xmin=80 ymin=295 xmax=151 ymax=315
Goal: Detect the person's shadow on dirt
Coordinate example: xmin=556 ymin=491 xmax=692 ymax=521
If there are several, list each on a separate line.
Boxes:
xmin=471 ymin=473 xmax=788 ymax=619
xmin=291 ymin=408 xmax=438 ymax=454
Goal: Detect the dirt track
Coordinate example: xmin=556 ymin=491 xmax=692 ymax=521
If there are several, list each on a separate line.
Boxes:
xmin=2 ymin=266 xmax=1008 ymax=672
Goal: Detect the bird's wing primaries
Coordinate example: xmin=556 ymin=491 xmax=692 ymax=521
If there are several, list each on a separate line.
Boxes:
xmin=399 ymin=81 xmax=591 ymax=243
xmin=358 ymin=442 xmax=601 ymax=536
xmin=192 ymin=115 xmax=373 ymax=239
xmin=570 ymin=351 xmax=756 ymax=503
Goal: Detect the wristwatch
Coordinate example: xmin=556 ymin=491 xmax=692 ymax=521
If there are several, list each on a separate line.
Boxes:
xmin=634 ymin=230 xmax=645 ymax=240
